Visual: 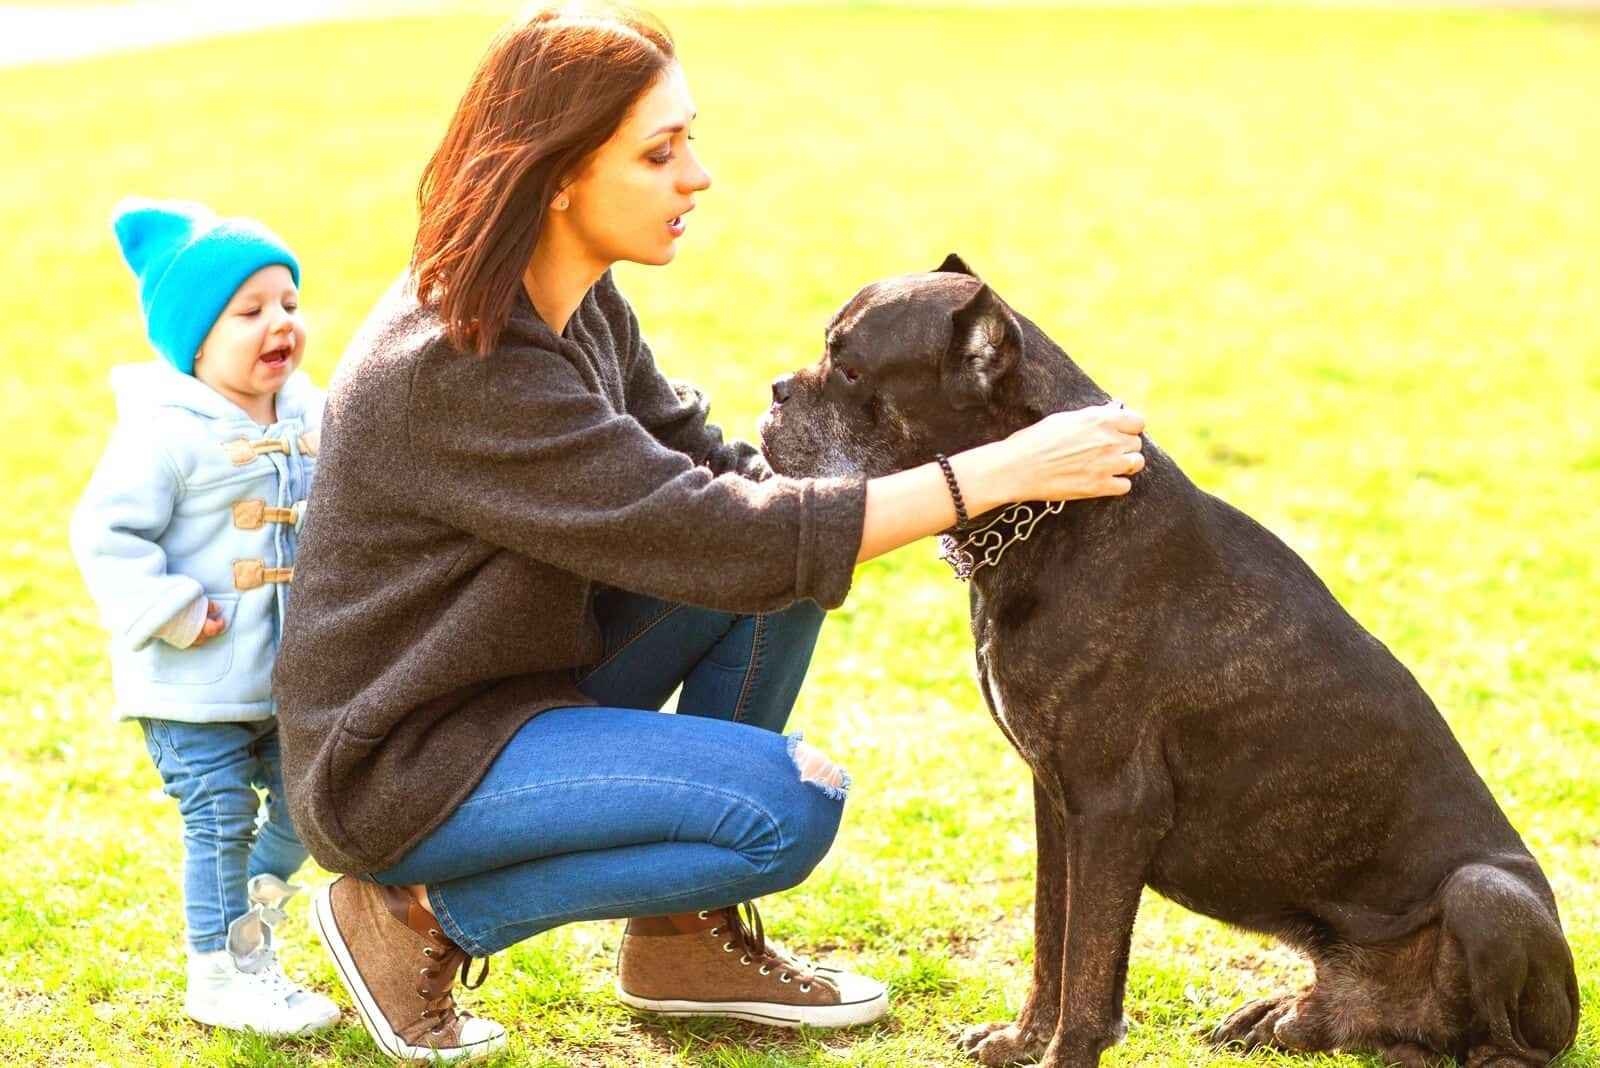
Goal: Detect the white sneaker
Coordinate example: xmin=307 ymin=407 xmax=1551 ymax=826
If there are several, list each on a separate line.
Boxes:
xmin=185 ymin=947 xmax=341 ymax=1035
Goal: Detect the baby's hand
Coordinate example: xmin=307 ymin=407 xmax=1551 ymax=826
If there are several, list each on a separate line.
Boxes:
xmin=190 ymin=600 xmax=227 ymax=647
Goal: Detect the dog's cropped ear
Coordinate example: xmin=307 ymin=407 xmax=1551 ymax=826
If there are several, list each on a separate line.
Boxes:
xmin=934 ymin=252 xmax=978 ymax=277
xmin=943 ymin=283 xmax=1021 ymax=410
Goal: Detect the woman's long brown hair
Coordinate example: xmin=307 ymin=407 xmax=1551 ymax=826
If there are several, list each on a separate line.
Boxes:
xmin=412 ymin=5 xmax=675 ymax=354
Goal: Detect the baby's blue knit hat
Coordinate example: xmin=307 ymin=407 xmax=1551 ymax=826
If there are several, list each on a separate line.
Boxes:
xmin=110 ymin=197 xmax=300 ymax=375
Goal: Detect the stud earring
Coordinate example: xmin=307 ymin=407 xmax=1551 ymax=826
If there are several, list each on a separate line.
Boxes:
xmin=555 ymin=196 xmax=569 ymax=210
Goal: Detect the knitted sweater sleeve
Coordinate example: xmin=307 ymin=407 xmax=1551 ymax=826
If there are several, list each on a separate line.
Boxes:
xmin=607 ymin=281 xmax=772 ymax=482
xmin=405 ymin=346 xmax=864 ymax=614
xmin=628 ymin=356 xmax=772 ymax=481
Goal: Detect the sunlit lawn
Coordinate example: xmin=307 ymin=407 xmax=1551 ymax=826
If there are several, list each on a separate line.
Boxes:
xmin=1 ymin=6 xmax=1596 ymax=1066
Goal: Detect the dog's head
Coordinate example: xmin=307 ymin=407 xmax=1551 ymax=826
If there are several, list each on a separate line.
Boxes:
xmin=759 ymin=254 xmax=1105 ymax=479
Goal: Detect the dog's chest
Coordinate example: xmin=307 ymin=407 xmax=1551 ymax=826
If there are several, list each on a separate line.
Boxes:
xmin=974 ymin=626 xmax=1049 ymax=759
xmin=969 ymin=572 xmax=1071 ymax=761
xmin=979 ymin=658 xmax=1017 ymax=741
xmin=976 ymin=643 xmax=1016 ymax=737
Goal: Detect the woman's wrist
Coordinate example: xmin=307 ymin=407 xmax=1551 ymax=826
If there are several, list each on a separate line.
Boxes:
xmin=944 ymin=441 xmax=1018 ymax=522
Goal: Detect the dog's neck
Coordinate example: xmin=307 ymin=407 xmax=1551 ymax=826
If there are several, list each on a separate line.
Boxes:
xmin=946 ymin=436 xmax=1184 ymax=586
xmin=938 ymin=320 xmax=1181 ymax=581
xmin=1003 ymin=323 xmax=1113 ymax=428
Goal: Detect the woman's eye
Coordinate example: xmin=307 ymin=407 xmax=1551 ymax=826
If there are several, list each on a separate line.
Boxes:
xmin=647 ymin=149 xmax=672 ymax=165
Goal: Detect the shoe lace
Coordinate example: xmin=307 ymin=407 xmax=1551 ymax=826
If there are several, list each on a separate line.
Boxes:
xmin=417 ymin=930 xmax=491 ymax=1036
xmin=239 ymin=947 xmax=304 ymax=1002
xmin=714 ymin=901 xmax=822 ymax=991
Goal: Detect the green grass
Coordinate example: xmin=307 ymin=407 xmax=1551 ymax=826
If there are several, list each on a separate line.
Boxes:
xmin=3 ymin=5 xmax=1597 ymax=1066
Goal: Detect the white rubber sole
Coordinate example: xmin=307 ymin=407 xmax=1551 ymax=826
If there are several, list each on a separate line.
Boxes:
xmin=310 ymin=883 xmax=505 ymax=1064
xmin=615 ymin=980 xmax=888 ymax=1029
xmin=184 ymin=1000 xmax=340 ymax=1036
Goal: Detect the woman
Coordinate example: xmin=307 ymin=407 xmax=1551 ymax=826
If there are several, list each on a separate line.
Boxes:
xmin=274 ymin=5 xmax=1146 ymax=1062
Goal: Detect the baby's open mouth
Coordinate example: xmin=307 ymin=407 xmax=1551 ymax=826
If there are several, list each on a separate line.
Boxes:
xmin=260 ymin=343 xmax=292 ymax=368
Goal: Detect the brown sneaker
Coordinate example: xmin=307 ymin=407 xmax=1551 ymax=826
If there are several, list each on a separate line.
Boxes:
xmin=616 ymin=901 xmax=887 ymax=1028
xmin=310 ymin=877 xmax=506 ymax=1063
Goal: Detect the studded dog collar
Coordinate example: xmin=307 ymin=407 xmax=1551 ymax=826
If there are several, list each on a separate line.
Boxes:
xmin=937 ymin=498 xmax=1068 ymax=580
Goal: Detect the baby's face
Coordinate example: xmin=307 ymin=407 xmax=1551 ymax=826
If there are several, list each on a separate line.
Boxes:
xmin=193 ymin=264 xmax=304 ymax=416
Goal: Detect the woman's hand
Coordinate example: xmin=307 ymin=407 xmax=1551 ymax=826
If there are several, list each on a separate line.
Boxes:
xmin=990 ymin=402 xmax=1147 ymax=504
xmin=855 ymin=402 xmax=1148 ymax=566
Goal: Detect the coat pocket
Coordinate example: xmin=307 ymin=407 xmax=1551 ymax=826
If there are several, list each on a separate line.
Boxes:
xmin=144 ymin=593 xmax=238 ymax=685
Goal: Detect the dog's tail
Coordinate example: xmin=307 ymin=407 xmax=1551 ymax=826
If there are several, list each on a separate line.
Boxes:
xmin=1439 ymin=861 xmax=1579 ymax=1066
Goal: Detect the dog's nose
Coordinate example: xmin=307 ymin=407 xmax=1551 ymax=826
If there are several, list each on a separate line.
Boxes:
xmin=771 ymin=375 xmax=794 ymax=405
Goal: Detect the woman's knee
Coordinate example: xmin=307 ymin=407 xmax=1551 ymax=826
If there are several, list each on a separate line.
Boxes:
xmin=755 ymin=738 xmax=848 ymax=889
xmin=790 ymin=739 xmax=848 ymax=797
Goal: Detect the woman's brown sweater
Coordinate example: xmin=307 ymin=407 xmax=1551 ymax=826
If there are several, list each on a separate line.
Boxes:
xmin=273 ymin=273 xmax=866 ymax=874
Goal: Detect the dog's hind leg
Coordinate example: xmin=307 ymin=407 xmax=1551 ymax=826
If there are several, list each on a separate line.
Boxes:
xmin=1378 ymin=1041 xmax=1450 ymax=1068
xmin=1212 ymin=991 xmax=1316 ymax=1051
xmin=1465 ymin=1051 xmax=1548 ymax=1068
xmin=959 ymin=777 xmax=1066 ymax=1066
xmin=1216 ymin=860 xmax=1578 ymax=1068
xmin=1215 ymin=929 xmax=1452 ymax=1061
xmin=1441 ymin=861 xmax=1579 ymax=1067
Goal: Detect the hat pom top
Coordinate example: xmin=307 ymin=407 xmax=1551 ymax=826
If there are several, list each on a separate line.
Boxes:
xmin=109 ymin=197 xmax=300 ymax=375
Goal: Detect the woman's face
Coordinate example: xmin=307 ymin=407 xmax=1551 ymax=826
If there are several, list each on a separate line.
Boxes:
xmin=560 ymin=63 xmax=712 ymax=269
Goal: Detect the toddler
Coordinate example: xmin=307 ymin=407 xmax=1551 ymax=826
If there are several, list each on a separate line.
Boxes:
xmin=70 ymin=198 xmax=338 ymax=1035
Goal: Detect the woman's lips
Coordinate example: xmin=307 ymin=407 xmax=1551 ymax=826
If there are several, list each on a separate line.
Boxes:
xmin=667 ymin=215 xmax=686 ymax=237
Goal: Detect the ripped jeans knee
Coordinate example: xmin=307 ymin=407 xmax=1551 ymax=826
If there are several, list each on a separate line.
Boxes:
xmin=786 ymin=733 xmax=850 ymax=801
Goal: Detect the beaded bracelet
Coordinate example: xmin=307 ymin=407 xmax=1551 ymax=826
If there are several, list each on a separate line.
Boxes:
xmin=933 ymin=453 xmax=969 ymax=530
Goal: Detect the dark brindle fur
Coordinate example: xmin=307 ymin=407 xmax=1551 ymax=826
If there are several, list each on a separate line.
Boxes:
xmin=758 ymin=255 xmax=1578 ymax=1068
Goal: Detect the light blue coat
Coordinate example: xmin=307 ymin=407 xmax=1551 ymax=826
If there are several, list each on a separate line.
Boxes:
xmin=70 ymin=361 xmax=324 ymax=722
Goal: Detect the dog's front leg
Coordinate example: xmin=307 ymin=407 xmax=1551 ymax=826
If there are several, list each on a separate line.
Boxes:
xmin=959 ymin=777 xmax=1066 ymax=1065
xmin=1036 ymin=775 xmax=1170 ymax=1068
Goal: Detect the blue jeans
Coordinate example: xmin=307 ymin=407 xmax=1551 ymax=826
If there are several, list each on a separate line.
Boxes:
xmin=372 ymin=590 xmax=841 ymax=957
xmin=138 ymin=717 xmax=310 ymax=953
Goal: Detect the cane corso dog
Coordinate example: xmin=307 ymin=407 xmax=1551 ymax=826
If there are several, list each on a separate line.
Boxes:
xmin=758 ymin=255 xmax=1579 ymax=1068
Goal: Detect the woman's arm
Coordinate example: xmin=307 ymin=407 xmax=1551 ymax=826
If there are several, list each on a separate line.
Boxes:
xmin=406 ymin=334 xmax=1141 ymax=610
xmin=609 ymin=274 xmax=772 ymax=480
xmin=408 ymin=347 xmax=867 ymax=615
xmin=856 ymin=404 xmax=1146 ymax=564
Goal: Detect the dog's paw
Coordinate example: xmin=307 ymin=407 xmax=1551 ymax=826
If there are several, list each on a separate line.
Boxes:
xmin=1211 ymin=993 xmax=1298 ymax=1051
xmin=957 ymin=1021 xmax=1048 ymax=1065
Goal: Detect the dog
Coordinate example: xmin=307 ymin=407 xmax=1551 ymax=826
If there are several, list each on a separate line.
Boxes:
xmin=758 ymin=255 xmax=1579 ymax=1068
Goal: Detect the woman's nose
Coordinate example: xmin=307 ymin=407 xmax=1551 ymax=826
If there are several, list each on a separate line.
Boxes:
xmin=771 ymin=374 xmax=794 ymax=405
xmin=683 ymin=151 xmax=712 ymax=193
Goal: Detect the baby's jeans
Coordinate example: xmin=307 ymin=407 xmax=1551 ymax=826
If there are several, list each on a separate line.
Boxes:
xmin=372 ymin=589 xmax=843 ymax=957
xmin=138 ymin=717 xmax=309 ymax=953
